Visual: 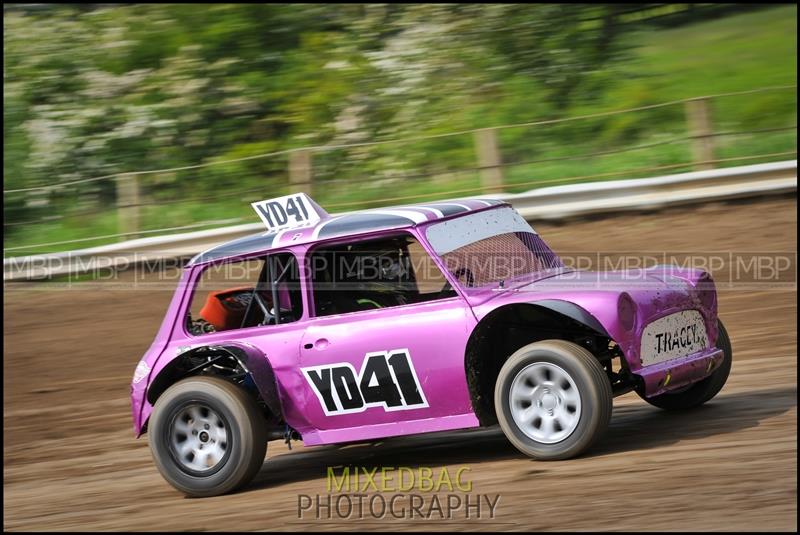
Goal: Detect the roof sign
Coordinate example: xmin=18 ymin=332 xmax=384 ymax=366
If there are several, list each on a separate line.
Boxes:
xmin=251 ymin=193 xmax=326 ymax=233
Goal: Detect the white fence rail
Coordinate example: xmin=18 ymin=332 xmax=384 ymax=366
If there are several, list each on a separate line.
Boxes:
xmin=4 ymin=160 xmax=796 ymax=281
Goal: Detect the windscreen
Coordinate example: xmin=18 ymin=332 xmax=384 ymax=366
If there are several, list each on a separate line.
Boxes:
xmin=425 ymin=207 xmax=563 ymax=287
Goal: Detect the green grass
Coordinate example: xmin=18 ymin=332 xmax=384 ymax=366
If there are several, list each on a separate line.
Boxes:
xmin=624 ymin=6 xmax=796 ymax=101
xmin=5 ymin=5 xmax=797 ymax=254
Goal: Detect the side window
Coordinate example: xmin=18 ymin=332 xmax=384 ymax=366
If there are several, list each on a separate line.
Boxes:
xmin=309 ymin=233 xmax=457 ymax=317
xmin=187 ymin=253 xmax=303 ymax=335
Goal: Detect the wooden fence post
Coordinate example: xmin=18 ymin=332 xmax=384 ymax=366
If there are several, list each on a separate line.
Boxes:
xmin=289 ymin=149 xmax=313 ymax=195
xmin=474 ymin=127 xmax=504 ymax=193
xmin=116 ymin=173 xmax=140 ymax=241
xmin=685 ymin=97 xmax=715 ymax=171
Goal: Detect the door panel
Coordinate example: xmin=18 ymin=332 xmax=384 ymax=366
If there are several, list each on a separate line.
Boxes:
xmin=298 ymin=298 xmax=477 ymax=432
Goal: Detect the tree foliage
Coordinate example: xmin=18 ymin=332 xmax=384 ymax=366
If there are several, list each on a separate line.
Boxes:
xmin=4 ymin=3 xmax=790 ymax=237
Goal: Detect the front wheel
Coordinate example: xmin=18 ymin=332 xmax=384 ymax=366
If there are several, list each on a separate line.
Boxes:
xmin=494 ymin=340 xmax=613 ymax=460
xmin=639 ymin=319 xmax=732 ymax=411
xmin=148 ymin=376 xmax=267 ymax=497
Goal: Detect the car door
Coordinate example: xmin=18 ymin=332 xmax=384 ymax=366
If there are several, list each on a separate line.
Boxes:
xmin=297 ymin=232 xmax=479 ymax=439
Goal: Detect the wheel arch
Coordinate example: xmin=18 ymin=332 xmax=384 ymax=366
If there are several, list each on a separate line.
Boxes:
xmin=145 ymin=343 xmax=284 ymax=427
xmin=465 ymin=300 xmax=619 ymax=426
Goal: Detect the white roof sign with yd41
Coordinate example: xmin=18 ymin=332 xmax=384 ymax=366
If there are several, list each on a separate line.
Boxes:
xmin=251 ymin=193 xmax=324 ymax=233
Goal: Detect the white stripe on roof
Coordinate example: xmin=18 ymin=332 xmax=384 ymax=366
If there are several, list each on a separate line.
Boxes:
xmin=442 ymin=202 xmax=472 ymax=211
xmin=311 ymin=215 xmax=340 ymax=240
xmin=413 ymin=206 xmax=444 ymax=218
xmin=365 ymin=208 xmax=429 ymax=224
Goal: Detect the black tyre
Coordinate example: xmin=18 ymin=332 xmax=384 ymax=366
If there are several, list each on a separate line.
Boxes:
xmin=639 ymin=319 xmax=732 ymax=411
xmin=148 ymin=376 xmax=267 ymax=497
xmin=494 ymin=340 xmax=612 ymax=460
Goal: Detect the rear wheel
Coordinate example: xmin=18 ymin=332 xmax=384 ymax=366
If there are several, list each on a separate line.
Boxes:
xmin=495 ymin=340 xmax=612 ymax=460
xmin=148 ymin=376 xmax=267 ymax=497
xmin=639 ymin=319 xmax=732 ymax=411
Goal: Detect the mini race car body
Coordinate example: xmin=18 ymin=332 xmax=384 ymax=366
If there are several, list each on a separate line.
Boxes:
xmin=131 ymin=194 xmax=731 ymax=496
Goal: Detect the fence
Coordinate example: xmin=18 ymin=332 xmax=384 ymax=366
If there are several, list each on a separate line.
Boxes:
xmin=3 ymin=85 xmax=797 ymax=254
xmin=5 ymin=160 xmax=795 ymax=281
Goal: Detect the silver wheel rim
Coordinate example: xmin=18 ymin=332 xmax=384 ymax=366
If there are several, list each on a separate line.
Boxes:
xmin=170 ymin=403 xmax=228 ymax=473
xmin=509 ymin=362 xmax=582 ymax=444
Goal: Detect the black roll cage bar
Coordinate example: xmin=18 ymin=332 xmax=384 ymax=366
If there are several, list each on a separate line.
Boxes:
xmin=240 ymin=254 xmax=295 ymax=329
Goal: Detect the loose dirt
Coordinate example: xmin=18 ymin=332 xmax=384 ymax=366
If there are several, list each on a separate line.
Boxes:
xmin=4 ymin=196 xmax=796 ymax=531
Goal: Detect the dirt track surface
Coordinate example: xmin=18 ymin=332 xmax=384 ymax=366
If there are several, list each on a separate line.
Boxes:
xmin=4 ymin=196 xmax=797 ymax=531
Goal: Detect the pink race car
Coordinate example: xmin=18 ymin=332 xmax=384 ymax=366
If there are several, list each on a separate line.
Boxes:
xmin=130 ymin=194 xmax=731 ymax=496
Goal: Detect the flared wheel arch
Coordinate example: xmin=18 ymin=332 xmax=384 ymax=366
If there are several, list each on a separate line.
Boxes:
xmin=465 ymin=301 xmax=616 ymax=426
xmin=144 ymin=344 xmax=284 ymax=430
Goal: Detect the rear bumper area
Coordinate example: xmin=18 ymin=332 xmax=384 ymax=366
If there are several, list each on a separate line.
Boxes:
xmin=637 ymin=346 xmax=725 ymax=398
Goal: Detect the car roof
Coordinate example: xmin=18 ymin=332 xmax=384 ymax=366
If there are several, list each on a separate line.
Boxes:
xmin=188 ymin=198 xmax=508 ymax=266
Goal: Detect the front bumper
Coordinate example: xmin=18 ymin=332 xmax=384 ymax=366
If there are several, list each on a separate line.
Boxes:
xmin=637 ymin=346 xmax=725 ymax=398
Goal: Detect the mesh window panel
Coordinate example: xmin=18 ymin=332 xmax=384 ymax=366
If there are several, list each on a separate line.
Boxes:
xmin=439 ymin=232 xmax=562 ymax=287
